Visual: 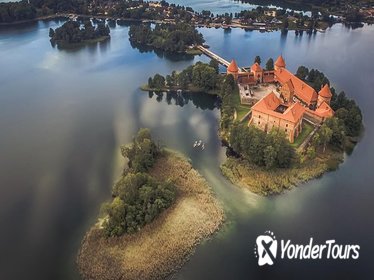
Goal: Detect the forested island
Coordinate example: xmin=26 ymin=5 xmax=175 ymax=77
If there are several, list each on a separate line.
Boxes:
xmin=77 ymin=128 xmax=224 ymax=280
xmin=49 ymin=20 xmax=110 ymax=48
xmin=142 ymin=58 xmax=363 ymax=195
xmin=129 ymin=22 xmax=204 ymax=54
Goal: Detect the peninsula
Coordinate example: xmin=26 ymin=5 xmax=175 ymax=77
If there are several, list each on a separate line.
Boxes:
xmin=77 ymin=129 xmax=224 ymax=280
xmin=142 ymin=52 xmax=363 ymax=195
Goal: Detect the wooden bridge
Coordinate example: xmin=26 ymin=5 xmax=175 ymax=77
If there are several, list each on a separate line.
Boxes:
xmin=197 ymin=45 xmax=230 ymax=67
xmin=197 ymin=45 xmax=247 ymax=72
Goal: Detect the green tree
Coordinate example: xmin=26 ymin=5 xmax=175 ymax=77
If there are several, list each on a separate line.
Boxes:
xmin=318 ymin=123 xmax=333 ymax=153
xmin=265 ymin=58 xmax=274 ymax=71
xmin=296 ymin=66 xmax=309 ymax=80
xmin=254 ymin=55 xmax=262 ymax=65
xmin=264 ymin=145 xmax=277 ymax=169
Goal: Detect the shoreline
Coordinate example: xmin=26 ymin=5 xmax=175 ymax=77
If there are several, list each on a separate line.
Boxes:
xmin=221 ymin=147 xmax=344 ymax=196
xmin=0 ymin=13 xmax=329 ymax=32
xmin=77 ymin=149 xmax=224 ymax=280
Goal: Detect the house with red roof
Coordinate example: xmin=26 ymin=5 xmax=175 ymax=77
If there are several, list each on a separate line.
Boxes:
xmin=250 ymin=91 xmax=305 ymax=143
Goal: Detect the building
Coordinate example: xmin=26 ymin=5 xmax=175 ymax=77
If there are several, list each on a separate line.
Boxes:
xmin=228 ymin=55 xmax=334 ymax=123
xmin=227 ymin=55 xmax=335 ymax=142
xmin=250 ymin=92 xmax=305 ymax=143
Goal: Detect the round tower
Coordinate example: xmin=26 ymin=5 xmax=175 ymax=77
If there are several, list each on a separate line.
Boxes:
xmin=318 ymin=84 xmax=332 ymax=106
xmin=227 ymin=59 xmax=239 ymax=79
xmin=274 ymin=55 xmax=286 ymax=71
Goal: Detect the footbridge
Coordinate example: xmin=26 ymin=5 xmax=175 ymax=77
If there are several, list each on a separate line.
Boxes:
xmin=197 ymin=45 xmax=230 ymax=67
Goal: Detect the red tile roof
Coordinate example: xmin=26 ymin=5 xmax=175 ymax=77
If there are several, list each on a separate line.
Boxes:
xmin=251 ymin=62 xmax=262 ymax=72
xmin=227 ymin=59 xmax=239 ymax=73
xmin=275 ymin=68 xmax=318 ymax=105
xmin=319 ymin=84 xmax=332 ymax=98
xmin=314 ymin=101 xmax=334 ymax=118
xmin=275 ymin=55 xmax=286 ymax=68
xmin=252 ymin=92 xmax=305 ymax=123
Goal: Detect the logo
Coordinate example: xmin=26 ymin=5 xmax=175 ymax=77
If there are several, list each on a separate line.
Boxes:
xmin=254 ymin=231 xmax=277 ymax=266
xmin=254 ymin=231 xmax=360 ymax=266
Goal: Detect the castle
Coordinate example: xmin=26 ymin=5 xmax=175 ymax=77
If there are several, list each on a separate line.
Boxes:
xmin=227 ymin=55 xmax=334 ymax=143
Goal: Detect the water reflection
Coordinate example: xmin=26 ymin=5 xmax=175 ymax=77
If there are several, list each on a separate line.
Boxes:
xmin=146 ymin=91 xmax=220 ymax=110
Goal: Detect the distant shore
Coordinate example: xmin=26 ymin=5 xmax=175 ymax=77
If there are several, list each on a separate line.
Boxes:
xmin=0 ymin=13 xmax=329 ymax=32
xmin=77 ymin=149 xmax=224 ymax=280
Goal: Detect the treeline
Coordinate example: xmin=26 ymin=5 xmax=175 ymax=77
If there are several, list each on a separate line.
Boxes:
xmin=129 ymin=22 xmax=205 ymax=53
xmin=0 ymin=1 xmax=36 ymax=23
xmin=49 ymin=20 xmax=110 ymax=47
xmin=102 ymin=128 xmax=176 ymax=237
xmin=104 ymin=0 xmax=194 ymax=21
xmin=147 ymin=60 xmax=220 ymax=91
xmin=0 ymin=0 xmax=87 ymax=23
xmin=229 ymin=123 xmax=295 ymax=169
xmin=296 ymin=65 xmax=363 ymax=139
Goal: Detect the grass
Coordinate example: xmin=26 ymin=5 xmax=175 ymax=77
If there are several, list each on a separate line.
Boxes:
xmin=221 ymin=147 xmax=344 ymax=196
xmin=232 ymin=89 xmax=251 ymax=122
xmin=77 ymin=150 xmax=224 ymax=280
xmin=185 ymin=48 xmax=202 ymax=55
xmin=291 ymin=122 xmax=314 ymax=148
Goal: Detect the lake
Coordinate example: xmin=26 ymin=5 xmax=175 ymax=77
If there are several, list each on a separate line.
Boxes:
xmin=0 ymin=3 xmax=374 ymax=280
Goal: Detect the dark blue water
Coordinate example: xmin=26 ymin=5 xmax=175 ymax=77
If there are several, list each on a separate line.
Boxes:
xmin=0 ymin=9 xmax=374 ymax=280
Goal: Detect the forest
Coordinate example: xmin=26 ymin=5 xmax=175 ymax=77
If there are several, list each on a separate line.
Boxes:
xmin=129 ymin=23 xmax=205 ymax=53
xmin=296 ymin=65 xmax=363 ymax=140
xmin=102 ymin=129 xmax=176 ymax=237
xmin=49 ymin=20 xmax=110 ymax=47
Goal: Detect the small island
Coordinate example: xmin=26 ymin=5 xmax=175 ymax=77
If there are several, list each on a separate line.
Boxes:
xmin=142 ymin=53 xmax=363 ymax=195
xmin=77 ymin=128 xmax=224 ymax=280
xmin=49 ymin=20 xmax=110 ymax=48
xmin=129 ymin=22 xmax=205 ymax=55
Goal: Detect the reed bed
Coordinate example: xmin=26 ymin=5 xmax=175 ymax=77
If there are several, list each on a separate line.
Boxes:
xmin=77 ymin=150 xmax=224 ymax=280
xmin=221 ymin=148 xmax=344 ymax=195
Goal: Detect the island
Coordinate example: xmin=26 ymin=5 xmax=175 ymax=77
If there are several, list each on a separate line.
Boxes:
xmin=49 ymin=20 xmax=110 ymax=48
xmin=128 ymin=22 xmax=205 ymax=55
xmin=77 ymin=128 xmax=224 ymax=280
xmin=142 ymin=53 xmax=363 ymax=195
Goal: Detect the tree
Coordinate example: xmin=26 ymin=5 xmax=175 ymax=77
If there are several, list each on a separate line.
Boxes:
xmin=318 ymin=123 xmax=333 ymax=153
xmin=209 ymin=59 xmax=219 ymax=74
xmin=254 ymin=55 xmax=261 ymax=65
xmin=151 ymin=74 xmax=165 ymax=90
xmin=264 ymin=145 xmax=277 ymax=169
xmin=265 ymin=58 xmax=274 ymax=71
xmin=49 ymin=28 xmax=55 ymax=38
xmin=296 ymin=66 xmax=309 ymax=80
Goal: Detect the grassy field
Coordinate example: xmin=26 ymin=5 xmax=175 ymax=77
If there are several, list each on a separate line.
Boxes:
xmin=221 ymin=147 xmax=343 ymax=196
xmin=77 ymin=150 xmax=224 ymax=280
xmin=292 ymin=122 xmax=314 ymax=148
xmin=232 ymin=90 xmax=251 ymax=122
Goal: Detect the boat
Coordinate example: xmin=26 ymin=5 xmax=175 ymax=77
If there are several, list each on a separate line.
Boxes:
xmin=202 ymin=144 xmax=205 ymax=150
xmin=193 ymin=141 xmax=198 ymax=147
xmin=198 ymin=140 xmax=202 ymax=146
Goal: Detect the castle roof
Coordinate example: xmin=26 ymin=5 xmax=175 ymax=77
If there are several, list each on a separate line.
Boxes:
xmin=275 ymin=55 xmax=286 ymax=68
xmin=252 ymin=92 xmax=305 ymax=123
xmin=314 ymin=101 xmax=334 ymax=118
xmin=227 ymin=59 xmax=239 ymax=73
xmin=251 ymin=62 xmax=262 ymax=72
xmin=319 ymin=84 xmax=332 ymax=98
xmin=275 ymin=68 xmax=318 ymax=105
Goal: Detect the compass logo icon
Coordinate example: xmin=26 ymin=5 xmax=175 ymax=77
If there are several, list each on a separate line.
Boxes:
xmin=254 ymin=231 xmax=278 ymax=266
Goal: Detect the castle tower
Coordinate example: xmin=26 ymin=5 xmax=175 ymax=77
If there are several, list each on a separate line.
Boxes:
xmin=227 ymin=59 xmax=239 ymax=80
xmin=274 ymin=55 xmax=286 ymax=71
xmin=318 ymin=84 xmax=333 ymax=106
xmin=251 ymin=62 xmax=263 ymax=83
